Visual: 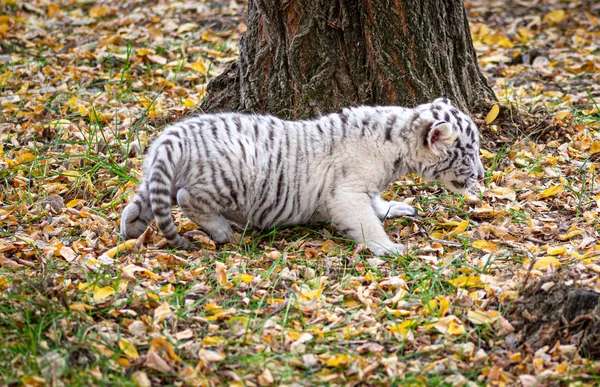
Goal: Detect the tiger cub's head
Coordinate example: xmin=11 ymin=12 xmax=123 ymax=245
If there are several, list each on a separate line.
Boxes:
xmin=414 ymin=98 xmax=485 ymax=193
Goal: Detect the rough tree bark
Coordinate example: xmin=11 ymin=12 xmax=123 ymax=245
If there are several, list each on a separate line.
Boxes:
xmin=200 ymin=0 xmax=496 ymax=118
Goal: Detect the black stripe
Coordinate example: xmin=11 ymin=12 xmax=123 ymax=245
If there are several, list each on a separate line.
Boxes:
xmin=153 ymin=161 xmax=172 ymax=180
xmin=150 ymin=187 xmax=171 ymax=196
xmin=361 ymin=116 xmax=370 ymax=137
xmin=385 ymin=115 xmax=397 ymax=142
xmin=339 ymin=111 xmax=348 ymax=138
xmin=423 ymin=121 xmax=434 ymax=147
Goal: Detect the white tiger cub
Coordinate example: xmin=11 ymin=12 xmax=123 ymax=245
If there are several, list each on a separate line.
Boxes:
xmin=121 ymin=98 xmax=484 ymax=256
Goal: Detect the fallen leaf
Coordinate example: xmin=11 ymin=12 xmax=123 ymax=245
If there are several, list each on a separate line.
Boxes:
xmin=466 ymin=310 xmax=500 ymax=325
xmin=433 ymin=316 xmax=466 ymax=335
xmin=537 ymin=185 xmax=563 ymax=199
xmin=153 ymin=302 xmax=172 ymax=325
xmin=543 ymin=9 xmax=566 ymax=24
xmin=472 ymin=240 xmax=498 ymax=253
xmin=485 ymin=104 xmax=500 ymax=124
xmin=533 ymin=256 xmax=560 ymax=269
xmin=119 ymin=339 xmax=139 ymax=360
xmin=93 ymin=286 xmax=115 ymax=302
xmin=150 ymin=337 xmax=180 ymax=361
xmin=447 ymin=276 xmax=485 ymax=289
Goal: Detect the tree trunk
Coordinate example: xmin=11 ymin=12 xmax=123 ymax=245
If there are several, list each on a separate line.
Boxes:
xmin=200 ymin=0 xmax=496 ymax=118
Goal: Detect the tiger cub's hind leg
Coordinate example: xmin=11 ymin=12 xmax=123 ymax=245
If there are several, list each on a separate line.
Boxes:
xmin=121 ymin=193 xmax=154 ymax=239
xmin=176 ymin=187 xmax=233 ymax=244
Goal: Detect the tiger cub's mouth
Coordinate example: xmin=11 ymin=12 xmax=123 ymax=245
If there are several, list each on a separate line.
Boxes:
xmin=448 ymin=177 xmax=479 ymax=194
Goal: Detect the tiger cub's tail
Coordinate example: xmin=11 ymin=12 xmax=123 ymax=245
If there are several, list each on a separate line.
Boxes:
xmin=120 ymin=133 xmax=192 ymax=248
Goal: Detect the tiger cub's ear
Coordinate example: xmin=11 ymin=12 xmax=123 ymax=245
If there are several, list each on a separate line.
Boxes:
xmin=425 ymin=121 xmax=458 ymax=155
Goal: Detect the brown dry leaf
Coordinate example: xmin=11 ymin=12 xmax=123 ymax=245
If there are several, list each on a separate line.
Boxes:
xmin=466 ymin=310 xmax=500 ymax=325
xmin=153 ymin=302 xmax=172 ymax=325
xmin=131 ymin=371 xmax=152 ymax=387
xmin=215 ymin=261 xmax=227 ymax=285
xmin=59 ymin=245 xmax=77 ymax=262
xmin=144 ymin=351 xmax=171 ymax=373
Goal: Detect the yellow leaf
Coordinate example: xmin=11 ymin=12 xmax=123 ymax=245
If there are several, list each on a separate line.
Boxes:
xmin=159 ymin=284 xmax=175 ymax=296
xmin=425 ymin=299 xmax=438 ymax=315
xmin=485 ymin=104 xmax=500 ymax=124
xmin=590 ymin=141 xmax=600 ymax=155
xmin=47 ymin=3 xmax=61 ymax=17
xmin=89 ymin=6 xmax=108 ymax=18
xmin=537 ymin=185 xmax=563 ymax=199
xmin=119 ymin=339 xmax=139 ymax=360
xmin=386 ymin=320 xmax=414 ymax=338
xmin=65 ymin=199 xmax=82 ymax=208
xmin=78 ymin=282 xmax=99 ymax=291
xmin=547 ymin=246 xmax=567 ymax=256
xmin=558 ymin=226 xmax=584 ymax=241
xmin=299 ymin=288 xmax=321 ymax=301
xmin=102 ymin=239 xmax=136 ymax=259
xmin=149 ymin=337 xmax=180 ymax=361
xmin=447 ymin=276 xmax=485 ymax=289
xmin=472 ymin=240 xmax=498 ymax=253
xmin=183 ymin=98 xmax=195 ymax=108
xmin=556 ymin=362 xmax=568 ymax=374
xmin=434 ymin=316 xmax=465 ymax=335
xmin=533 ymin=256 xmax=560 ymax=269
xmin=93 ymin=286 xmax=115 ymax=302
xmin=449 ymin=220 xmax=469 ymax=235
xmin=116 ymin=356 xmax=131 ymax=367
xmin=447 ymin=318 xmax=466 ymax=335
xmin=480 ymin=149 xmax=496 ymax=159
xmin=543 ymin=9 xmax=566 ymax=24
xmin=437 ymin=296 xmax=450 ymax=317
xmin=344 ymin=298 xmax=360 ymax=307
xmin=15 ymin=152 xmax=35 ymax=165
xmin=235 ymin=274 xmax=253 ymax=284
xmin=190 ymin=59 xmax=208 ymax=75
xmin=321 ymin=240 xmax=339 ymax=253
xmin=509 ymin=353 xmax=522 ymax=363
xmin=325 ymin=354 xmax=351 ymax=367
xmin=554 ymin=110 xmax=572 ymax=120
xmin=585 ymin=11 xmax=598 ymax=26
xmin=466 ymin=310 xmax=500 ymax=325
xmin=69 ymin=303 xmax=92 ymax=313
xmin=136 ymin=48 xmax=155 ymax=56
xmin=205 ymin=302 xmax=223 ymax=312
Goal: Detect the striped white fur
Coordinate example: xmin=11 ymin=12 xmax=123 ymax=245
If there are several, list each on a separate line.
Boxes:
xmin=120 ymin=98 xmax=484 ymax=256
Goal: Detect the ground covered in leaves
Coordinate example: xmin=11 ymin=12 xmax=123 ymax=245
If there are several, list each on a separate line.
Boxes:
xmin=1 ymin=0 xmax=600 ymax=385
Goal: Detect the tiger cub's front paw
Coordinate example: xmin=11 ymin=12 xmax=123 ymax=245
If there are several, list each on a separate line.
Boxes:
xmin=385 ymin=201 xmax=416 ymax=218
xmin=368 ymin=242 xmax=405 ymax=256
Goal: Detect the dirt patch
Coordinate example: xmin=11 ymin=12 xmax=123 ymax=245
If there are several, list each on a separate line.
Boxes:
xmin=509 ymin=267 xmax=600 ymax=359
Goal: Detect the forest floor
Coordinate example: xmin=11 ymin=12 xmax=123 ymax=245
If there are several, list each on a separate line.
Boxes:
xmin=1 ymin=0 xmax=600 ymax=386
